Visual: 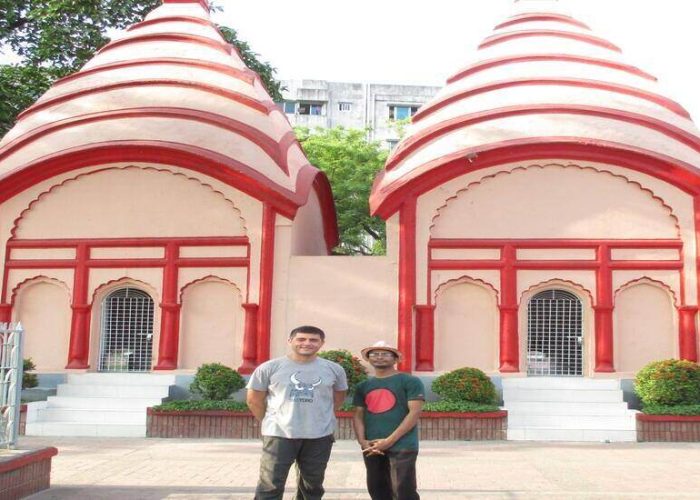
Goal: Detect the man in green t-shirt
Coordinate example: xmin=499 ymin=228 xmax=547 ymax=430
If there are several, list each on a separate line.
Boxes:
xmin=352 ymin=341 xmax=425 ymax=500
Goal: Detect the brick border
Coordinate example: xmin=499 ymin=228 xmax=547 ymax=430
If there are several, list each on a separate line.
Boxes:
xmin=146 ymin=409 xmax=507 ymax=441
xmin=637 ymin=414 xmax=700 ymax=442
xmin=0 ymin=447 xmax=57 ymax=499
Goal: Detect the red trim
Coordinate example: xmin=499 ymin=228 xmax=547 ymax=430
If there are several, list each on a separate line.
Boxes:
xmin=430 ymin=239 xmax=683 ymax=249
xmin=128 ymin=16 xmax=212 ymax=31
xmin=7 ymin=236 xmax=248 ymax=248
xmin=371 ymin=140 xmax=700 ymax=218
xmin=389 ymin=105 xmax=696 ymax=172
xmin=311 ymin=173 xmax=340 ymax=252
xmin=499 ymin=245 xmax=519 ymax=372
xmin=97 ymin=33 xmax=229 ymax=56
xmin=1 ymin=107 xmax=289 ymax=175
xmin=412 ymin=79 xmax=689 ymax=123
xmin=155 ymin=243 xmax=180 ymax=370
xmin=257 ymin=204 xmax=276 ymax=364
xmin=496 ymin=13 xmax=589 ymax=30
xmin=447 ymin=54 xmax=656 ymax=85
xmin=637 ymin=413 xmax=700 ymax=422
xmin=595 ymin=245 xmax=614 ymax=372
xmin=54 ymin=59 xmax=256 ymax=87
xmin=414 ymin=305 xmax=435 ymax=371
xmin=240 ymin=303 xmax=259 ymax=374
xmin=19 ymin=79 xmax=275 ymax=120
xmin=678 ymin=306 xmax=698 ymax=362
xmin=66 ymin=244 xmax=90 ymax=369
xmin=0 ymin=447 xmax=58 ymax=474
xmin=479 ymin=30 xmax=621 ymax=51
xmin=398 ymin=199 xmax=417 ymax=372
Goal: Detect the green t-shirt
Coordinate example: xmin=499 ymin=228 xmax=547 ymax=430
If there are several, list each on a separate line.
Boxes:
xmin=353 ymin=373 xmax=425 ymax=450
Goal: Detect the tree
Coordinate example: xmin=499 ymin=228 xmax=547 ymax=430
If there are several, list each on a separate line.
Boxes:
xmin=0 ymin=0 xmax=282 ymax=135
xmin=295 ymin=126 xmax=388 ymax=255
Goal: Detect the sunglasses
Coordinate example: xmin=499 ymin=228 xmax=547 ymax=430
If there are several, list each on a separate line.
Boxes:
xmin=367 ymin=351 xmax=396 ymax=358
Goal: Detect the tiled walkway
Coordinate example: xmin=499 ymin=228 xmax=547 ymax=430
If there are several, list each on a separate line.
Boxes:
xmin=23 ymin=437 xmax=700 ymax=499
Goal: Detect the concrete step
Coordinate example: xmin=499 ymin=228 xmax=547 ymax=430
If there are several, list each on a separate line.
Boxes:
xmin=502 ymin=377 xmax=621 ymax=390
xmin=45 ymin=396 xmax=163 ymax=409
xmin=36 ymin=408 xmax=146 ymax=425
xmin=25 ymin=422 xmax=146 ymax=437
xmin=507 ymin=413 xmax=637 ymax=429
xmin=57 ymin=384 xmax=171 ymax=399
xmin=502 ymin=388 xmax=623 ymax=403
xmin=504 ymin=401 xmax=631 ymax=415
xmin=67 ymin=373 xmax=177 ymax=386
xmin=507 ymin=427 xmax=637 ymax=442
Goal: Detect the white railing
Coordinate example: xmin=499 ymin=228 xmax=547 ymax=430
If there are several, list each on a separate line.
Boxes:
xmin=0 ymin=323 xmax=24 ymax=448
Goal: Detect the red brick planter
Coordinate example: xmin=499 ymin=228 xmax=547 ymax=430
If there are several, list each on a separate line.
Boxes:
xmin=147 ymin=408 xmax=507 ymax=440
xmin=637 ymin=414 xmax=700 ymax=442
xmin=0 ymin=447 xmax=57 ymax=499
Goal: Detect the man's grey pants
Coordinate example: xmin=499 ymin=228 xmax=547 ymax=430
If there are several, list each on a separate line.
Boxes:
xmin=255 ymin=434 xmax=335 ymax=500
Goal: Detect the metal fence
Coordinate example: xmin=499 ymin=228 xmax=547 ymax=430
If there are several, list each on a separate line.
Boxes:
xmin=0 ymin=322 xmax=24 ymax=448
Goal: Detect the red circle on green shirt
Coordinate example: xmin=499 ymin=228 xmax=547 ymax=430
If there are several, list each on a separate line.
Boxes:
xmin=365 ymin=388 xmax=396 ymax=414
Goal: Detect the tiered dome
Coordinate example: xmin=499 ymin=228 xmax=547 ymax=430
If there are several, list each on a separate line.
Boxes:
xmin=0 ymin=0 xmax=335 ymax=229
xmin=370 ymin=0 xmax=700 ymax=218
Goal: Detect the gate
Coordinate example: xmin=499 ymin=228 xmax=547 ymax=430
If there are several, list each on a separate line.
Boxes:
xmin=98 ymin=288 xmax=154 ymax=372
xmin=0 ymin=323 xmax=24 ymax=448
xmin=527 ymin=289 xmax=583 ymax=376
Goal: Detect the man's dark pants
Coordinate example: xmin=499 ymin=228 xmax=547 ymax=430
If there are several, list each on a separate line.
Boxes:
xmin=363 ymin=449 xmax=419 ymax=500
xmin=255 ymin=434 xmax=334 ymax=500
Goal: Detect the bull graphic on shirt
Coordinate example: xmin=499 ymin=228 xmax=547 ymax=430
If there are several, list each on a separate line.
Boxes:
xmin=289 ymin=372 xmax=322 ymax=403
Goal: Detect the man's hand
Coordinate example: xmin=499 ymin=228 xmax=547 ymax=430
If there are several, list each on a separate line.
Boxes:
xmin=363 ymin=438 xmax=394 ymax=455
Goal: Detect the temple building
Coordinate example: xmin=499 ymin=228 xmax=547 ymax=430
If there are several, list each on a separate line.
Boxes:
xmin=3 ymin=0 xmax=699 ymax=440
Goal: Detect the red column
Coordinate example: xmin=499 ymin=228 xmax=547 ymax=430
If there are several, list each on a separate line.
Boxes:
xmin=155 ymin=243 xmax=180 ymax=370
xmin=595 ymin=244 xmax=614 ymax=372
xmin=239 ymin=303 xmax=259 ymax=374
xmin=398 ymin=199 xmax=417 ymax=372
xmin=66 ymin=244 xmax=91 ymax=369
xmin=678 ymin=306 xmax=698 ymax=362
xmin=257 ymin=204 xmax=276 ymax=364
xmin=414 ymin=305 xmax=435 ymax=371
xmin=499 ymin=245 xmax=519 ymax=372
xmin=0 ymin=303 xmax=11 ymax=322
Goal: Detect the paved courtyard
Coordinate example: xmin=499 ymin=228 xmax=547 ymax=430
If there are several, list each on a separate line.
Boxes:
xmin=22 ymin=437 xmax=700 ymax=499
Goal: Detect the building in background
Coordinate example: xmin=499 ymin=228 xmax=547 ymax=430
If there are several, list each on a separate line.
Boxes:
xmin=280 ymin=80 xmax=440 ymax=148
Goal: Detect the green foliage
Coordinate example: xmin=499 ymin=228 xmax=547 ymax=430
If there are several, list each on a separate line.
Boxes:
xmin=318 ymin=349 xmax=368 ymax=395
xmin=431 ymin=367 xmax=497 ymax=404
xmin=189 ymin=363 xmax=245 ymax=401
xmin=295 ymin=126 xmax=388 ymax=255
xmin=22 ymin=358 xmax=38 ymax=389
xmin=0 ymin=1 xmax=281 ymax=134
xmin=422 ymin=400 xmax=500 ymax=413
xmin=641 ymin=404 xmax=700 ymax=416
xmin=634 ymin=359 xmax=700 ymax=406
xmin=153 ymin=399 xmax=249 ymax=412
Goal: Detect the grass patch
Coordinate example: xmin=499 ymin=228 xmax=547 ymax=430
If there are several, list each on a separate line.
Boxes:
xmin=642 ymin=404 xmax=700 ymax=416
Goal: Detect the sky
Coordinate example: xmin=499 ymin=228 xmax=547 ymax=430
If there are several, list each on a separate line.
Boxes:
xmin=212 ymin=0 xmax=700 ymax=122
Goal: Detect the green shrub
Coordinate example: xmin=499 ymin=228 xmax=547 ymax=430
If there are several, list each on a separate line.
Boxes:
xmin=318 ymin=349 xmax=368 ymax=395
xmin=432 ymin=367 xmax=496 ymax=404
xmin=153 ymin=400 xmax=249 ymax=412
xmin=423 ymin=400 xmax=499 ymax=413
xmin=641 ymin=404 xmax=700 ymax=416
xmin=190 ymin=363 xmax=245 ymax=400
xmin=635 ymin=359 xmax=700 ymax=406
xmin=22 ymin=358 xmax=38 ymax=389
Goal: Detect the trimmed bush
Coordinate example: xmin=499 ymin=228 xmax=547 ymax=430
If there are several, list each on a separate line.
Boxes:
xmin=635 ymin=359 xmax=700 ymax=406
xmin=22 ymin=358 xmax=38 ymax=389
xmin=432 ymin=367 xmax=496 ymax=404
xmin=154 ymin=400 xmax=249 ymax=412
xmin=190 ymin=363 xmax=245 ymax=400
xmin=318 ymin=349 xmax=368 ymax=395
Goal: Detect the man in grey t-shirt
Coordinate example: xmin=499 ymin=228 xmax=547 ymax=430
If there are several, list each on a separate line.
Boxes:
xmin=247 ymin=325 xmax=348 ymax=500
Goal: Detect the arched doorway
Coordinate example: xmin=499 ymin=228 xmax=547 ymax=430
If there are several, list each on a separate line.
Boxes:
xmin=98 ymin=287 xmax=154 ymax=372
xmin=527 ymin=289 xmax=583 ymax=376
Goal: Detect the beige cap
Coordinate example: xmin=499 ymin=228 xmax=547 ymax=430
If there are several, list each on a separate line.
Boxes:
xmin=360 ymin=340 xmax=402 ymax=361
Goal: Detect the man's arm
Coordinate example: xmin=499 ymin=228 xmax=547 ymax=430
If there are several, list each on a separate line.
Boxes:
xmin=246 ymin=389 xmax=268 ymax=422
xmin=352 ymin=406 xmax=372 ymax=451
xmin=333 ymin=390 xmax=347 ymax=412
xmin=367 ymin=399 xmax=424 ymax=452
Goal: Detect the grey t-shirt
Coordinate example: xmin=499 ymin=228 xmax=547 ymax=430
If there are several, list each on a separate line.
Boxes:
xmin=247 ymin=356 xmax=348 ymax=439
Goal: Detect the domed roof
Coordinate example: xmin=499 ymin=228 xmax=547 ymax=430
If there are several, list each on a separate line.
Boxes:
xmin=0 ymin=0 xmax=337 ymax=240
xmin=370 ymin=0 xmax=700 ymax=218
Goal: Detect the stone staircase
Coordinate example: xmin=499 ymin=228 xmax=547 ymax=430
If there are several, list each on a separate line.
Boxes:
xmin=502 ymin=377 xmax=637 ymax=442
xmin=25 ymin=373 xmax=176 ymax=437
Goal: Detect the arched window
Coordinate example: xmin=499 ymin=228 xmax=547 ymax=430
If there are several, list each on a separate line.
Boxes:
xmin=527 ymin=289 xmax=583 ymax=376
xmin=98 ymin=287 xmax=154 ymax=372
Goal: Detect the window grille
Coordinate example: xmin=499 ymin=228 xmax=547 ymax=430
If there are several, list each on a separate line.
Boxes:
xmin=98 ymin=288 xmax=154 ymax=372
xmin=527 ymin=289 xmax=583 ymax=376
